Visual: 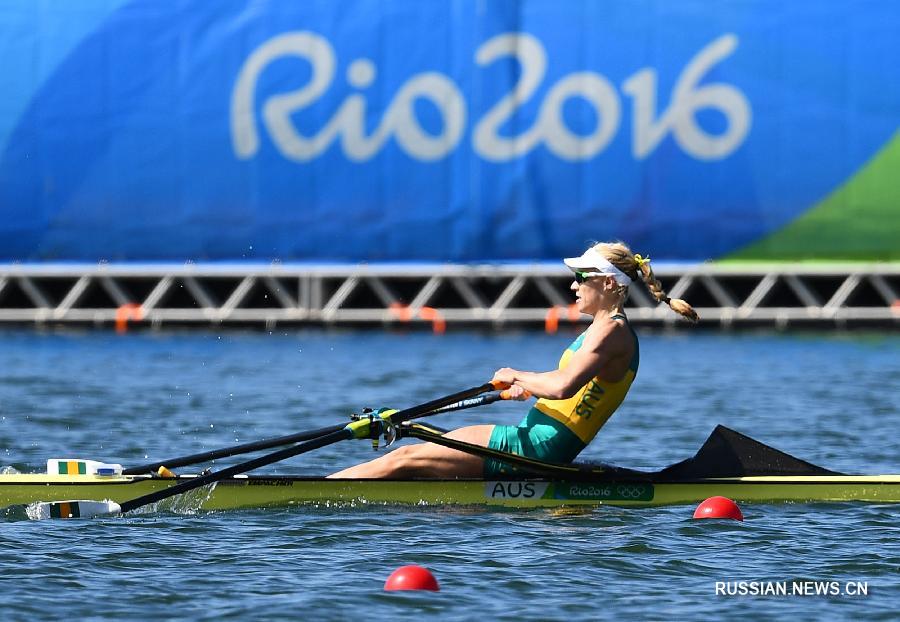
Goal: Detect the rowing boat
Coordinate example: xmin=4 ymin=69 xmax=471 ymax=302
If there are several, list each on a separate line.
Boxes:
xmin=3 ymin=426 xmax=898 ymax=511
xmin=3 ymin=472 xmax=897 ymax=511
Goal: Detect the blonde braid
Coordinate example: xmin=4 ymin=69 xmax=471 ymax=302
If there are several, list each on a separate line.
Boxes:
xmin=593 ymin=242 xmax=699 ymax=323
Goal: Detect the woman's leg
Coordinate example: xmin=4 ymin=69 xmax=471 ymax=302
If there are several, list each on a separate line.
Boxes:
xmin=327 ymin=425 xmax=495 ymax=479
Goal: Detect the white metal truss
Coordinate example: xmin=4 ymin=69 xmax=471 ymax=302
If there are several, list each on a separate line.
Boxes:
xmin=0 ymin=263 xmax=897 ymax=330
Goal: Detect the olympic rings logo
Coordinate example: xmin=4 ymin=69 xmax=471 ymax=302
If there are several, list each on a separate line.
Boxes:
xmin=615 ymin=485 xmax=649 ymax=499
xmin=564 ymin=483 xmax=651 ymax=499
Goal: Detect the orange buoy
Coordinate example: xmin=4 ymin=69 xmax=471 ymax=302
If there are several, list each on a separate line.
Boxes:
xmin=384 ymin=565 xmax=440 ymax=591
xmin=693 ymin=496 xmax=744 ymax=521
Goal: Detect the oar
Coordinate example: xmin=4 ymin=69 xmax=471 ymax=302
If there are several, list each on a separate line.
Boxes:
xmin=124 ymin=384 xmax=514 ymax=475
xmin=32 ymin=381 xmax=504 ymax=519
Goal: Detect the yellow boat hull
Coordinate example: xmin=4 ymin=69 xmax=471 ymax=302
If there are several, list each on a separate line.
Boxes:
xmin=2 ymin=473 xmax=899 ymax=511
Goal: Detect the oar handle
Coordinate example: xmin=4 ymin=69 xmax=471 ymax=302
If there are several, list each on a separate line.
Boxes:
xmin=500 ymin=388 xmax=532 ymax=400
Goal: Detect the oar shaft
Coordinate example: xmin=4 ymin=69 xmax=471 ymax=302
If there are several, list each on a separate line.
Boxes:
xmin=391 ymin=382 xmax=500 ymax=424
xmin=428 ymin=393 xmax=501 ymax=415
xmin=119 ymin=428 xmax=353 ymax=513
xmin=123 ymin=423 xmax=346 ymax=475
xmin=425 ymin=389 xmax=527 ymax=416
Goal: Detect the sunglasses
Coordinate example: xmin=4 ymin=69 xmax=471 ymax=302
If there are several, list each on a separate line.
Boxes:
xmin=574 ymin=271 xmax=603 ymax=284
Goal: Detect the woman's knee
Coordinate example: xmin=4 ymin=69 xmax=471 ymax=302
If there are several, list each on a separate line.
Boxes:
xmin=385 ymin=445 xmax=422 ymax=474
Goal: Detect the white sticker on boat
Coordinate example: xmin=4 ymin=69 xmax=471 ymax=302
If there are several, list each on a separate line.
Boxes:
xmin=485 ymin=481 xmax=549 ymax=499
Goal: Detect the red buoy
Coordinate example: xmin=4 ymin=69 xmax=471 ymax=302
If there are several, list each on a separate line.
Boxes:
xmin=693 ymin=496 xmax=744 ymax=521
xmin=384 ymin=565 xmax=440 ymax=591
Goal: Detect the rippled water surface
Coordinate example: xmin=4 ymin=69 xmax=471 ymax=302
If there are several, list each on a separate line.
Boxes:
xmin=1 ymin=329 xmax=898 ymax=620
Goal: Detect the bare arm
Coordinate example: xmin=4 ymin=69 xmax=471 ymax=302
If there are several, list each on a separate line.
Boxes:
xmin=492 ymin=320 xmax=630 ymax=400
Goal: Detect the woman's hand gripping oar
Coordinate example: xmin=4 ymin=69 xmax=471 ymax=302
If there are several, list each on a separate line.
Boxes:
xmin=30 ymin=381 xmax=505 ymax=519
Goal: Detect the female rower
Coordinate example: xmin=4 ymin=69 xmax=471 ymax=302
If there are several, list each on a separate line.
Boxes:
xmin=328 ymin=241 xmax=698 ymax=479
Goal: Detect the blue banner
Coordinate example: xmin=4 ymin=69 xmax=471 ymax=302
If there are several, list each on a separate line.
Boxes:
xmin=0 ymin=0 xmax=898 ymax=261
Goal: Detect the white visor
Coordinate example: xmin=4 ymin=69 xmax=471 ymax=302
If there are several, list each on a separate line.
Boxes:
xmin=563 ymin=247 xmax=632 ymax=286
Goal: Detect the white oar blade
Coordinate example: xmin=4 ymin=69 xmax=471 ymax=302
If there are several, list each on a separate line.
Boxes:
xmin=27 ymin=500 xmax=122 ymax=520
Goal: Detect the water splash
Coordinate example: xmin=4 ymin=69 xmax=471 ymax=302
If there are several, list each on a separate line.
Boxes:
xmin=124 ymin=482 xmax=218 ymax=516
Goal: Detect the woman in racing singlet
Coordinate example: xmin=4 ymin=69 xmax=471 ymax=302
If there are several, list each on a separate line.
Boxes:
xmin=328 ymin=241 xmax=698 ymax=479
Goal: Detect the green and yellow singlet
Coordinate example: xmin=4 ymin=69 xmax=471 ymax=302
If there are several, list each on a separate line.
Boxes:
xmin=484 ymin=315 xmax=639 ymax=476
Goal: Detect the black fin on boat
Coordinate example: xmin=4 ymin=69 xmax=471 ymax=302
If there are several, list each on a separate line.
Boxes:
xmin=654 ymin=425 xmax=840 ymax=480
